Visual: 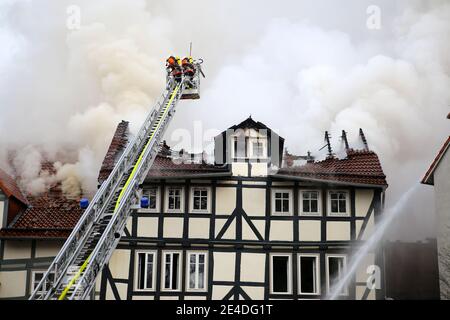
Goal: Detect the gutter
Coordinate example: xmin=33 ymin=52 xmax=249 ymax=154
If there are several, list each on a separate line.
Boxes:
xmin=271 ymin=174 xmax=388 ymax=190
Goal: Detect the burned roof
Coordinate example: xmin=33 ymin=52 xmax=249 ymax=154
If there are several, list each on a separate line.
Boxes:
xmin=0 ymin=176 xmax=83 ymax=240
xmin=274 ymin=149 xmax=388 ymax=187
xmin=0 ymin=167 xmax=28 ymax=205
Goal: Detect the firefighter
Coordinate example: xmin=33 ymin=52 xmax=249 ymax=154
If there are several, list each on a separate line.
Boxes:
xmin=166 ymin=56 xmax=182 ymax=82
xmin=181 ymin=56 xmax=195 ymax=77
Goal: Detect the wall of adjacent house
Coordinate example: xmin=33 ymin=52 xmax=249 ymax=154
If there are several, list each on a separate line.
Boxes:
xmin=96 ymin=177 xmax=383 ymax=300
xmin=0 ymin=239 xmax=64 ymax=299
xmin=0 ymin=191 xmax=5 ymax=228
xmin=433 ymin=149 xmax=450 ymax=299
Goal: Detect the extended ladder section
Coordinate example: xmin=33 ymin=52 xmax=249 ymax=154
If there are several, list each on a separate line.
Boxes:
xmin=30 ymin=61 xmax=202 ymax=300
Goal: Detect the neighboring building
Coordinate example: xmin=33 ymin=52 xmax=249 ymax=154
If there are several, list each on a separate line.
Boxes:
xmin=0 ymin=164 xmax=83 ymax=299
xmin=0 ymin=117 xmax=389 ymax=300
xmin=422 ymin=134 xmax=450 ymax=300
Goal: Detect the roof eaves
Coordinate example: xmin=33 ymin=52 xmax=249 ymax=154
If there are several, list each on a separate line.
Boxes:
xmin=421 ymin=136 xmax=450 ymax=185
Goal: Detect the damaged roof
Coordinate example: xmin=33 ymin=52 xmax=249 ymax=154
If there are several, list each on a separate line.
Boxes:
xmin=274 ymin=149 xmax=388 ymax=187
xmin=0 ymin=168 xmax=28 ymax=205
xmin=0 ymin=163 xmax=84 ymax=240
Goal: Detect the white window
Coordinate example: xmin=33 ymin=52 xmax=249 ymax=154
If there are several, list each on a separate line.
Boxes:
xmin=232 ymin=135 xmax=248 ymax=159
xmin=166 ymin=187 xmax=184 ymax=213
xmin=299 ymin=254 xmax=320 ymax=295
xmin=141 ymin=187 xmax=159 ymax=212
xmin=187 ymin=252 xmax=207 ymax=291
xmin=162 ymin=252 xmax=181 ymax=291
xmin=31 ymin=271 xmax=55 ymax=294
xmin=328 ymin=190 xmax=350 ymax=216
xmin=190 ymin=187 xmax=210 ymax=213
xmin=271 ymin=189 xmax=292 ymax=215
xmin=270 ymin=254 xmax=292 ymax=294
xmin=135 ymin=251 xmax=156 ymax=291
xmin=300 ymin=190 xmax=321 ymax=216
xmin=249 ymin=138 xmax=267 ymax=159
xmin=326 ymin=255 xmax=348 ymax=295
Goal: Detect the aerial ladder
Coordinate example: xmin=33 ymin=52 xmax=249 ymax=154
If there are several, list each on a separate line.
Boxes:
xmin=29 ymin=57 xmax=204 ymax=300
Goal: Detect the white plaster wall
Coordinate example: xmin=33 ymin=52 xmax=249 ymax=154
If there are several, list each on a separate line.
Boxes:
xmin=240 ymin=253 xmax=265 ymax=283
xmin=231 ymin=163 xmax=248 ymax=177
xmin=242 ymin=188 xmax=266 ymax=216
xmin=189 ymin=218 xmax=210 ymax=239
xmin=137 ymin=217 xmax=158 ymax=238
xmin=163 ymin=218 xmax=184 ymax=238
xmin=270 ymin=221 xmax=293 ymax=241
xmin=3 ymin=241 xmax=32 ymax=260
xmin=35 ymin=241 xmax=64 ymax=258
xmin=212 ymin=285 xmax=233 ymax=299
xmin=242 ymin=219 xmax=264 ymax=241
xmin=326 ymin=222 xmax=351 ymax=241
xmin=242 ymin=286 xmax=265 ymax=299
xmin=299 ymin=220 xmax=321 ymax=241
xmin=0 ymin=270 xmax=27 ymax=298
xmin=355 ymin=189 xmax=374 ymax=217
xmin=213 ymin=252 xmax=235 ymax=281
xmin=216 ymin=187 xmax=236 ymax=215
xmin=0 ymin=200 xmax=5 ymax=227
xmin=215 ymin=218 xmax=236 ymax=239
xmin=108 ymin=249 xmax=130 ymax=279
xmin=251 ymin=163 xmax=267 ymax=177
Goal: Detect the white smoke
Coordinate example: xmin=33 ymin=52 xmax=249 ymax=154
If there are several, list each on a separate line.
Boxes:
xmin=0 ymin=0 xmax=448 ymax=240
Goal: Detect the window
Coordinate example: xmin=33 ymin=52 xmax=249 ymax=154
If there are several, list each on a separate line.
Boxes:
xmin=162 ymin=252 xmax=181 ymax=291
xmin=142 ymin=187 xmax=159 ymax=211
xmin=326 ymin=255 xmax=347 ymax=295
xmin=252 ymin=142 xmax=264 ymax=157
xmin=166 ymin=187 xmax=183 ymax=212
xmin=32 ymin=271 xmax=55 ymax=294
xmin=191 ymin=187 xmax=209 ymax=213
xmin=136 ymin=251 xmax=156 ymax=290
xmin=300 ymin=190 xmax=321 ymax=215
xmin=270 ymin=254 xmax=292 ymax=294
xmin=328 ymin=191 xmax=349 ymax=216
xmin=187 ymin=252 xmax=207 ymax=291
xmin=272 ymin=189 xmax=292 ymax=215
xmin=233 ymin=136 xmax=248 ymax=158
xmin=299 ymin=255 xmax=320 ymax=295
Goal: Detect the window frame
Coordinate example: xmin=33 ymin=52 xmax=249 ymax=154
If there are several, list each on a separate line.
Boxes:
xmin=299 ymin=190 xmax=322 ymax=216
xmin=249 ymin=137 xmax=267 ymax=159
xmin=139 ymin=186 xmax=160 ymax=213
xmin=298 ymin=254 xmax=321 ymax=295
xmin=161 ymin=251 xmax=182 ymax=292
xmin=189 ymin=187 xmax=211 ymax=214
xmin=327 ymin=190 xmax=350 ymax=217
xmin=165 ymin=186 xmax=184 ymax=213
xmin=231 ymin=135 xmax=248 ymax=159
xmin=186 ymin=251 xmax=208 ymax=292
xmin=269 ymin=253 xmax=292 ymax=294
xmin=134 ymin=250 xmax=157 ymax=291
xmin=31 ymin=270 xmax=55 ymax=294
xmin=271 ymin=189 xmax=293 ymax=216
xmin=326 ymin=254 xmax=348 ymax=296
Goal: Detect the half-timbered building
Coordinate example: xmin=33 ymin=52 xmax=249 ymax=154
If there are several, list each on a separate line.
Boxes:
xmin=0 ymin=117 xmax=388 ymax=300
xmin=95 ymin=117 xmax=388 ymax=300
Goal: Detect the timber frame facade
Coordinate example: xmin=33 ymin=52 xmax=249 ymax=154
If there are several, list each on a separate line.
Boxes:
xmin=0 ymin=117 xmax=388 ymax=300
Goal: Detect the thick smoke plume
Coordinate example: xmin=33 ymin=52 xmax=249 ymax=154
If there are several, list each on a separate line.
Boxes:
xmin=0 ymin=0 xmax=449 ymax=240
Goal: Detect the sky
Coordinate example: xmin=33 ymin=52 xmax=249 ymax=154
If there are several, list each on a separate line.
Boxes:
xmin=0 ymin=0 xmax=449 ymax=240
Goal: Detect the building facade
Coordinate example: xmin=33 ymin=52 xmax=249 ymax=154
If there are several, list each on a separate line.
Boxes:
xmin=422 ymin=135 xmax=450 ymax=299
xmin=0 ymin=117 xmax=388 ymax=300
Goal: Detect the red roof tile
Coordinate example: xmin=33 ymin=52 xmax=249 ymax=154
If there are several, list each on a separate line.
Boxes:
xmin=422 ymin=136 xmax=450 ymax=185
xmin=146 ymin=155 xmax=230 ymax=179
xmin=0 ymin=171 xmax=83 ymax=240
xmin=274 ymin=149 xmax=388 ymax=187
xmin=0 ymin=167 xmax=28 ymax=205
